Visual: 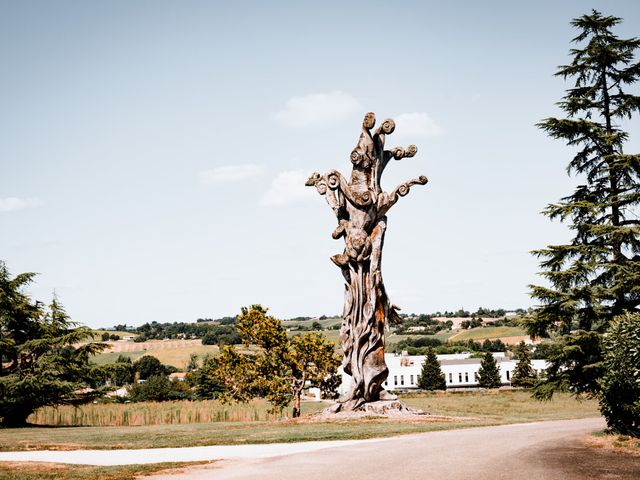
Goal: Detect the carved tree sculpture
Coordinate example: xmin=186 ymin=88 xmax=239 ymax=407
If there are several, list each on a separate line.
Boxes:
xmin=306 ymin=112 xmax=428 ymax=411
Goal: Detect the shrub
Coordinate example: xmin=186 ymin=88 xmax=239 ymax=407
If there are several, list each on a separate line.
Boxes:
xmin=128 ymin=375 xmax=193 ymax=402
xmin=599 ymin=313 xmax=640 ymax=436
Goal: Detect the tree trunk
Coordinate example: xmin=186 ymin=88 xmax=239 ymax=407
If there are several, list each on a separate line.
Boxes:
xmin=292 ymin=387 xmax=302 ymax=418
xmin=601 ymin=68 xmax=624 ymax=315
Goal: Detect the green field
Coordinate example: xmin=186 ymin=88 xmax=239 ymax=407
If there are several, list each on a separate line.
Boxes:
xmin=387 ymin=331 xmax=455 ymax=344
xmin=90 ymin=351 xmax=146 ymax=365
xmin=0 ymin=391 xmax=599 ymax=451
xmin=401 ymin=390 xmax=599 ymax=422
xmin=283 ymin=316 xmax=342 ymax=330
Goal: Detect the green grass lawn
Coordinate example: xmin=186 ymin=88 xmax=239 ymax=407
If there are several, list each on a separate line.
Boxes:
xmin=401 ymin=390 xmax=599 ymax=422
xmin=0 ymin=391 xmax=599 ymax=451
xmin=89 ymin=351 xmax=146 ymax=365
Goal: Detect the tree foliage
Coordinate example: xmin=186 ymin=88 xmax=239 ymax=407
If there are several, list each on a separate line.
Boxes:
xmin=208 ymin=305 xmax=341 ymax=417
xmin=477 ymin=352 xmax=501 ymax=389
xmin=529 ymin=9 xmax=640 ymax=335
xmin=128 ymin=375 xmax=193 ymax=402
xmin=510 ymin=341 xmax=537 ymax=388
xmin=189 ymin=354 xmax=226 ymax=399
xmin=417 ymin=348 xmax=446 ymax=391
xmin=0 ymin=261 xmax=106 ymax=426
xmin=133 ymin=355 xmax=167 ymax=380
xmin=598 ymin=313 xmax=640 ymax=436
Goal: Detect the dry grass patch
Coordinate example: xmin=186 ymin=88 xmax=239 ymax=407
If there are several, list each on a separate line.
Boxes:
xmin=29 ymin=399 xmax=329 ymax=426
xmin=89 ymin=340 xmax=220 ymax=369
xmin=448 ymin=326 xmax=526 ymax=342
xmin=588 ymin=432 xmax=640 ymax=456
xmin=0 ymin=461 xmax=212 ymax=480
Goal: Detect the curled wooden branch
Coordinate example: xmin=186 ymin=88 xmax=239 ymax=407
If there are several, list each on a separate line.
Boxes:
xmin=377 ymin=175 xmax=428 ymax=216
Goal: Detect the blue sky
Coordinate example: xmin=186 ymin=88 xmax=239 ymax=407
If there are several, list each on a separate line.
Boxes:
xmin=2 ymin=1 xmax=639 ymax=328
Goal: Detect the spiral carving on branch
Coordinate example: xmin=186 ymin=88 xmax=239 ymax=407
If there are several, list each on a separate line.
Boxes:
xmin=306 ymin=112 xmax=428 ymax=412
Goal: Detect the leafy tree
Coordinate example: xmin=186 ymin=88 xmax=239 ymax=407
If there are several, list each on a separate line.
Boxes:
xmin=289 ymin=332 xmax=341 ymax=416
xmin=510 ymin=341 xmax=537 ymax=388
xmin=527 ymin=12 xmax=640 ymax=435
xmin=311 ymin=321 xmax=322 ymax=331
xmin=417 ymin=348 xmax=446 ymax=391
xmin=477 ymin=352 xmax=501 ymax=388
xmin=101 ymin=332 xmax=110 ymax=341
xmin=128 ymin=375 xmax=193 ymax=402
xmin=133 ymin=355 xmax=166 ymax=380
xmin=598 ymin=313 xmax=640 ymax=436
xmin=186 ymin=353 xmax=199 ymax=372
xmin=209 ymin=305 xmax=341 ymax=417
xmin=102 ymin=355 xmax=134 ymax=387
xmin=0 ymin=262 xmax=106 ymax=426
xmin=190 ymin=355 xmax=226 ymax=399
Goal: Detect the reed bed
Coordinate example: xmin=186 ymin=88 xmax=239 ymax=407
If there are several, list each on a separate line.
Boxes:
xmin=28 ymin=399 xmax=323 ymax=427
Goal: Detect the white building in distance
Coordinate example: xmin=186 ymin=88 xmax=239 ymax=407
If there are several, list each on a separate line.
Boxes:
xmin=337 ymin=352 xmax=548 ymax=396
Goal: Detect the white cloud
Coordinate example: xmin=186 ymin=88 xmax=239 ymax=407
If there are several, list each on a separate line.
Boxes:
xmin=394 ymin=112 xmax=443 ymax=138
xmin=0 ymin=197 xmax=42 ymax=212
xmin=274 ymin=91 xmax=361 ymax=128
xmin=260 ymin=170 xmax=316 ymax=207
xmin=199 ymin=164 xmax=265 ymax=184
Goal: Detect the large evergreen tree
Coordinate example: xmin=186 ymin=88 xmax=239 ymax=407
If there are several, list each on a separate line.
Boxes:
xmin=477 ymin=352 xmax=501 ymax=389
xmin=531 ymin=10 xmax=640 ymax=334
xmin=0 ymin=261 xmax=106 ymax=426
xmin=527 ymin=10 xmax=640 ymax=397
xmin=417 ymin=348 xmax=446 ymax=391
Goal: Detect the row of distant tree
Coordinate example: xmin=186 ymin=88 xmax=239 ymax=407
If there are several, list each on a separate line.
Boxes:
xmin=106 ymin=308 xmax=523 ymax=342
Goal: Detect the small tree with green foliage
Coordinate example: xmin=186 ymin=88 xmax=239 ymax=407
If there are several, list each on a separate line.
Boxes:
xmin=511 ymin=341 xmax=537 ymax=388
xmin=190 ymin=354 xmax=226 ymax=399
xmin=209 ymin=305 xmax=341 ymax=417
xmin=133 ymin=355 xmax=166 ymax=380
xmin=100 ymin=355 xmax=134 ymax=387
xmin=598 ymin=313 xmax=640 ymax=436
xmin=417 ymin=348 xmax=446 ymax=391
xmin=128 ymin=375 xmax=193 ymax=402
xmin=477 ymin=352 xmax=501 ymax=389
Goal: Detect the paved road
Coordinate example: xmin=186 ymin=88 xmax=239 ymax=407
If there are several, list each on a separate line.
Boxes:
xmin=2 ymin=418 xmax=637 ymax=479
xmin=145 ymin=418 xmax=639 ymax=480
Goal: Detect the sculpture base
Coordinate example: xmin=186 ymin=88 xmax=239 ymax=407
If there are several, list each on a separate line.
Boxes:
xmin=320 ymin=400 xmax=428 ymax=419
